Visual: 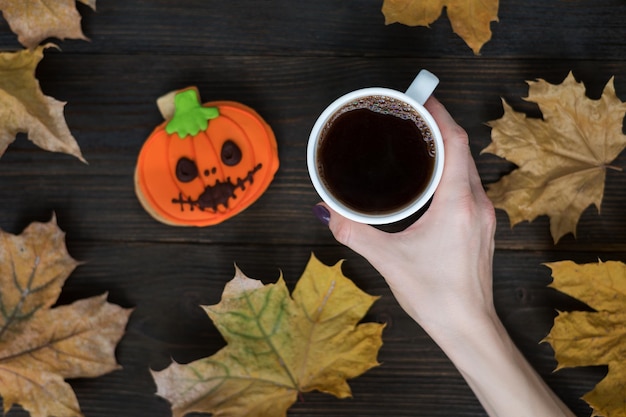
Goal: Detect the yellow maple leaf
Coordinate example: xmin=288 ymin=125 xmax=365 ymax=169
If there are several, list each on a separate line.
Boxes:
xmin=0 ymin=45 xmax=85 ymax=162
xmin=544 ymin=260 xmax=626 ymax=417
xmin=0 ymin=215 xmax=132 ymax=417
xmin=152 ymin=254 xmax=385 ymax=417
xmin=381 ymin=0 xmax=499 ymax=54
xmin=0 ymin=0 xmax=95 ymax=49
xmin=482 ymin=72 xmax=626 ymax=243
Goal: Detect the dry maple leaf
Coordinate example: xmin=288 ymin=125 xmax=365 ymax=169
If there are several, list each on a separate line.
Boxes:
xmin=0 ymin=0 xmax=95 ymax=49
xmin=0 ymin=45 xmax=85 ymax=162
xmin=0 ymin=215 xmax=132 ymax=417
xmin=381 ymin=0 xmax=498 ymax=54
xmin=482 ymin=72 xmax=626 ymax=243
xmin=152 ymin=254 xmax=385 ymax=417
xmin=544 ymin=260 xmax=626 ymax=417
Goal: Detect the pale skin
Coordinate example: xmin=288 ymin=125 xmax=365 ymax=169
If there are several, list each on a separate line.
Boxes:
xmin=315 ymin=97 xmax=576 ymax=417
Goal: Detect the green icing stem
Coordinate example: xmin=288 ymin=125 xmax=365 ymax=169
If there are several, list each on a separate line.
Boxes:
xmin=165 ymin=89 xmax=219 ymax=138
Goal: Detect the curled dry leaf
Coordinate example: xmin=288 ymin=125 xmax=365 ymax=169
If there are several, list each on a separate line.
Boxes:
xmin=0 ymin=0 xmax=95 ymax=49
xmin=0 ymin=45 xmax=85 ymax=162
xmin=544 ymin=260 xmax=626 ymax=417
xmin=0 ymin=216 xmax=132 ymax=417
xmin=381 ymin=0 xmax=498 ymax=54
xmin=483 ymin=72 xmax=626 ymax=243
xmin=152 ymin=254 xmax=385 ymax=417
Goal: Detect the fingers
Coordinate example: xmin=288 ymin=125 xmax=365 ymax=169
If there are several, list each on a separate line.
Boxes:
xmin=424 ymin=97 xmax=474 ymax=200
xmin=316 ymin=203 xmax=392 ymax=263
xmin=426 ymin=97 xmax=494 ymax=219
xmin=425 ymin=96 xmax=469 ymax=148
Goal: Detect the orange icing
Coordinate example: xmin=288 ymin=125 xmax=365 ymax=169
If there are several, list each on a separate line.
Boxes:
xmin=135 ymin=88 xmax=279 ymax=226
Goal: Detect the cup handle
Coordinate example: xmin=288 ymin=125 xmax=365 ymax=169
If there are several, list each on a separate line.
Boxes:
xmin=405 ymin=70 xmax=439 ymax=105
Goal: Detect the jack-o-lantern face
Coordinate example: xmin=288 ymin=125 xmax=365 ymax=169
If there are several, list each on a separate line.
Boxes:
xmin=135 ymin=88 xmax=279 ymax=226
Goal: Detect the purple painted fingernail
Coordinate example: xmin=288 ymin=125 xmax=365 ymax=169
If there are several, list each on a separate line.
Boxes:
xmin=312 ymin=204 xmax=330 ymax=226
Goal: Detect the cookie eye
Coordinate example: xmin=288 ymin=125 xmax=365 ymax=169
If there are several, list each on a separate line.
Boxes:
xmin=221 ymin=140 xmax=242 ymax=166
xmin=176 ymin=157 xmax=199 ymax=182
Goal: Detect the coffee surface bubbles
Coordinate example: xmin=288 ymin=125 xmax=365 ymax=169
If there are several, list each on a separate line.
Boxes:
xmin=318 ymin=95 xmax=435 ymax=214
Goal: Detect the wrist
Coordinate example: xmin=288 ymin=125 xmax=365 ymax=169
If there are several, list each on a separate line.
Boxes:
xmin=426 ymin=307 xmax=508 ymax=363
xmin=413 ymin=296 xmax=500 ymax=348
xmin=420 ymin=305 xmax=575 ymax=417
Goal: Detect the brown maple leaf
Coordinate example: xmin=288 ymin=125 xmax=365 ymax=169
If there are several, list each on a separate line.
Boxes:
xmin=544 ymin=260 xmax=626 ymax=417
xmin=0 ymin=215 xmax=132 ymax=417
xmin=152 ymin=254 xmax=385 ymax=417
xmin=0 ymin=45 xmax=85 ymax=162
xmin=381 ymin=0 xmax=499 ymax=54
xmin=0 ymin=0 xmax=95 ymax=49
xmin=482 ymin=72 xmax=626 ymax=243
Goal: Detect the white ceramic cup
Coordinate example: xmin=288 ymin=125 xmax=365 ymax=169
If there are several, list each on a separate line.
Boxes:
xmin=307 ymin=69 xmax=444 ymax=225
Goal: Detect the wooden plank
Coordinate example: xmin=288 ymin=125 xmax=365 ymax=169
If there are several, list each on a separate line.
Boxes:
xmin=0 ymin=0 xmax=623 ymax=60
xmin=1 ymin=56 xmax=626 ymax=251
xmin=5 ymin=241 xmax=601 ymax=417
xmin=1 ymin=0 xmax=625 ymax=415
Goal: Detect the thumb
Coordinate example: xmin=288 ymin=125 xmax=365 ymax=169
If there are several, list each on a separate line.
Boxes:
xmin=315 ymin=203 xmax=393 ymax=262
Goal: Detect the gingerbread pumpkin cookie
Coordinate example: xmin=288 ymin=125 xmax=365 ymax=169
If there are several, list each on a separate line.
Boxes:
xmin=135 ymin=87 xmax=279 ymax=226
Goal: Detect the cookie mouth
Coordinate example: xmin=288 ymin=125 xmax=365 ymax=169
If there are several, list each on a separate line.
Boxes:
xmin=172 ymin=163 xmax=263 ymax=212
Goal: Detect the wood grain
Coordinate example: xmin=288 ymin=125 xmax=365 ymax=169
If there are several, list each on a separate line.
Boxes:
xmin=2 ymin=0 xmax=626 ymax=416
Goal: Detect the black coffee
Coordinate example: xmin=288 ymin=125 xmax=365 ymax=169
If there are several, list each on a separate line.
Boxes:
xmin=318 ymin=96 xmax=436 ymax=214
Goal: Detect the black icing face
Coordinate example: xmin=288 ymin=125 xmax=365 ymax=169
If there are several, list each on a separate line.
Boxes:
xmin=172 ymin=141 xmax=262 ymax=212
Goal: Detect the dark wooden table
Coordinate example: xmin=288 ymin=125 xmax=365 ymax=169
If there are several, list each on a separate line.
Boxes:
xmin=2 ymin=1 xmax=625 ymax=416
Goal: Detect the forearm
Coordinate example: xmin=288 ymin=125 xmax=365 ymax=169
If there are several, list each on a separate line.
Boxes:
xmin=426 ymin=311 xmax=575 ymax=417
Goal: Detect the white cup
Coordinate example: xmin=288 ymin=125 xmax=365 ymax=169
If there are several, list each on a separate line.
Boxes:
xmin=307 ymin=70 xmax=444 ymax=225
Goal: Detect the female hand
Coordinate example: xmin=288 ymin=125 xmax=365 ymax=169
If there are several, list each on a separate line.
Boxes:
xmin=315 ymin=96 xmax=497 ymax=336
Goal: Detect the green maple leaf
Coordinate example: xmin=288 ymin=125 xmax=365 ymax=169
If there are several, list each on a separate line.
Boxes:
xmin=152 ymin=254 xmax=385 ymax=417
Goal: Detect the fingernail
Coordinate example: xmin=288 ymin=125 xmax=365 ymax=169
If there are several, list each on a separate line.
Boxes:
xmin=312 ymin=204 xmax=330 ymax=226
